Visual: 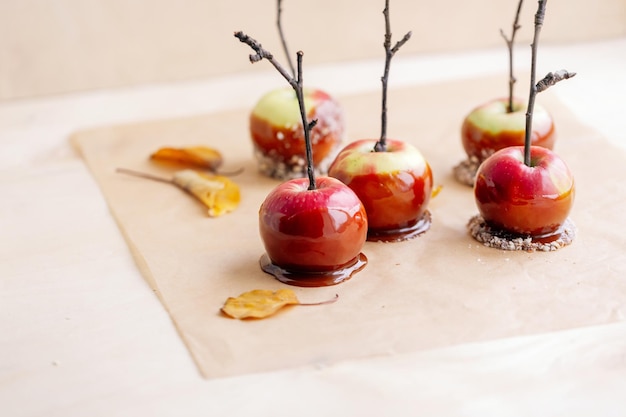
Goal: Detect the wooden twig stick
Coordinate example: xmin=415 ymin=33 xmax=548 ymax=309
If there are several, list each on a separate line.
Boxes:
xmin=234 ymin=32 xmax=294 ymax=87
xmin=115 ymin=168 xmax=172 ymax=184
xmin=500 ymin=0 xmax=524 ymax=113
xmin=293 ymin=51 xmax=318 ymax=190
xmin=234 ymin=31 xmax=317 ymax=190
xmin=374 ymin=0 xmax=411 ymax=152
xmin=524 ymin=0 xmax=548 ymax=166
xmin=523 ymin=0 xmax=576 ymax=166
xmin=276 ymin=0 xmax=296 ymax=77
xmin=535 ymin=70 xmax=576 ymax=92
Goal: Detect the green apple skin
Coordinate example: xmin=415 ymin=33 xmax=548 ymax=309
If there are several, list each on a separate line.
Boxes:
xmin=328 ymin=139 xmax=433 ymax=236
xmin=250 ymin=87 xmax=344 ymax=175
xmin=474 ymin=146 xmax=574 ymax=237
xmin=462 ymin=97 xmax=555 ymax=161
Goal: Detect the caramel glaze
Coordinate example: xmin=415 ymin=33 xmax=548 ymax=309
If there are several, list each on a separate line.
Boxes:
xmin=367 ymin=210 xmax=432 ymax=242
xmin=485 ymin=220 xmax=570 ymax=244
xmin=260 ymin=253 xmax=367 ymax=287
xmin=462 ymin=118 xmax=555 ymax=162
xmin=249 ymin=92 xmax=344 ymax=167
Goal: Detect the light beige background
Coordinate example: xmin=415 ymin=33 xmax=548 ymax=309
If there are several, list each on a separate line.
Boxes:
xmin=3 ymin=0 xmax=626 ymax=408
xmin=1 ymin=0 xmax=625 ymax=100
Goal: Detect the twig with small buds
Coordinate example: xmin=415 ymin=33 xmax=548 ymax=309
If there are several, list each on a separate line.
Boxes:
xmin=234 ymin=31 xmax=318 ymax=190
xmin=524 ymin=0 xmax=576 ymax=166
xmin=276 ymin=0 xmax=296 ymax=77
xmin=500 ymin=0 xmax=524 ymax=113
xmin=374 ymin=0 xmax=412 ymax=152
xmin=535 ymin=70 xmax=576 ymax=92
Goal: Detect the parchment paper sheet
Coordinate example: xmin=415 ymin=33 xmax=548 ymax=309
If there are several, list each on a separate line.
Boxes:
xmin=72 ymin=76 xmax=626 ymax=378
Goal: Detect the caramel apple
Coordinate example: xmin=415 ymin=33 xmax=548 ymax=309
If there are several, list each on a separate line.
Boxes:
xmin=329 ymin=138 xmax=432 ymax=241
xmin=474 ymin=145 xmax=574 ymax=238
xmin=329 ymin=0 xmax=433 ymax=242
xmin=235 ymin=31 xmax=368 ymax=286
xmin=454 ymin=0 xmax=556 ymax=186
xmin=469 ymin=0 xmax=577 ymax=251
xmin=248 ymin=0 xmax=345 ymax=180
xmin=259 ymin=176 xmax=368 ymax=286
xmin=461 ymin=97 xmax=555 ymax=162
xmin=250 ymin=87 xmax=344 ymax=179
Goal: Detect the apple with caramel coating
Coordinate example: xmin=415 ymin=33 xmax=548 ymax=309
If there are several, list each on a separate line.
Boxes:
xmin=329 ymin=139 xmax=433 ymax=241
xmin=454 ymin=0 xmax=560 ymax=187
xmin=235 ymin=30 xmax=368 ymax=286
xmin=462 ymin=97 xmax=555 ymax=162
xmin=250 ymin=87 xmax=344 ymax=180
xmin=328 ymin=0 xmax=430 ymax=242
xmin=469 ymin=0 xmax=577 ymax=251
xmin=474 ymin=146 xmax=574 ymax=238
xmin=259 ymin=176 xmax=368 ymax=283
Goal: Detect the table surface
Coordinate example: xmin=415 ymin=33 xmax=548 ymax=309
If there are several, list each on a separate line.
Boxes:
xmin=2 ymin=37 xmax=626 ymax=417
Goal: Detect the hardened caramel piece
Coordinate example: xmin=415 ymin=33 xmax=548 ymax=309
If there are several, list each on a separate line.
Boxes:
xmin=150 ymin=146 xmax=223 ymax=171
xmin=221 ymin=289 xmax=338 ymax=319
xmin=221 ymin=289 xmax=300 ymax=319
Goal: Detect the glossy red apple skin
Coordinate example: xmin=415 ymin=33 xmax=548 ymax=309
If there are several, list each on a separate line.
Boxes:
xmin=462 ymin=97 xmax=555 ymax=161
xmin=474 ymin=146 xmax=574 ymax=237
xmin=259 ymin=176 xmax=367 ymax=273
xmin=250 ymin=87 xmax=344 ymax=178
xmin=328 ymin=139 xmax=433 ymax=236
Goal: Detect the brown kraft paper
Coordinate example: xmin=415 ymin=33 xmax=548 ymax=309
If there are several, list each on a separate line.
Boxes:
xmin=72 ymin=76 xmax=626 ymax=378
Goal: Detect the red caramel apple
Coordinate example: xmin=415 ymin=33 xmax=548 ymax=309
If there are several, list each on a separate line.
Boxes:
xmin=474 ymin=145 xmax=574 ymax=238
xmin=328 ymin=139 xmax=433 ymax=241
xmin=468 ymin=0 xmax=577 ymax=251
xmin=259 ymin=176 xmax=368 ymax=286
xmin=454 ymin=0 xmax=558 ymax=186
xmin=235 ymin=31 xmax=368 ymax=286
xmin=461 ymin=97 xmax=555 ymax=162
xmin=250 ymin=87 xmax=344 ymax=179
xmin=328 ymin=0 xmax=431 ymax=242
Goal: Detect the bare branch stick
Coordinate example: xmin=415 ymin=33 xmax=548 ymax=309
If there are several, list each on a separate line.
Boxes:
xmin=390 ymin=31 xmax=412 ymax=54
xmin=536 ymin=69 xmax=576 ymax=92
xmin=116 ymin=168 xmax=173 ymax=184
xmin=234 ymin=31 xmax=317 ymax=189
xmin=524 ymin=1 xmax=576 ymax=167
xmin=524 ymin=0 xmax=548 ymax=166
xmin=375 ymin=0 xmax=412 ymax=152
xmin=276 ymin=0 xmax=296 ymax=77
xmin=234 ymin=31 xmax=296 ymax=89
xmin=299 ymin=293 xmax=339 ymax=306
xmin=500 ymin=0 xmax=524 ymax=112
xmin=293 ymin=51 xmax=317 ymax=190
